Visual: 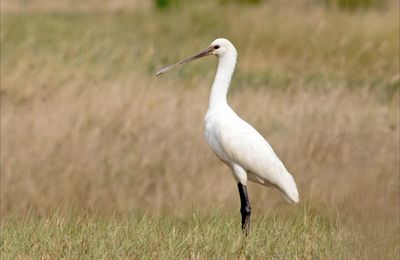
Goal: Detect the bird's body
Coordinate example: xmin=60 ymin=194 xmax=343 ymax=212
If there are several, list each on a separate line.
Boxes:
xmin=204 ymin=105 xmax=299 ymax=204
xmin=156 ymin=38 xmax=299 ymax=234
xmin=203 ymin=38 xmax=298 ymax=204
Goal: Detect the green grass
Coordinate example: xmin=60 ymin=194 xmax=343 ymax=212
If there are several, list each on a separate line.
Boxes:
xmin=1 ymin=1 xmax=399 ymax=258
xmin=2 ymin=5 xmax=398 ymax=91
xmin=2 ymin=208 xmax=398 ymax=259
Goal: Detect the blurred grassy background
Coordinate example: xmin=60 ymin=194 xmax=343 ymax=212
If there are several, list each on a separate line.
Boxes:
xmin=1 ymin=0 xmax=399 ymax=230
xmin=1 ymin=0 xmax=399 ymax=258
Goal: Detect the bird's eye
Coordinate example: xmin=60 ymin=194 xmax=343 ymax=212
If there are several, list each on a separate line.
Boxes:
xmin=214 ymin=45 xmax=220 ymax=49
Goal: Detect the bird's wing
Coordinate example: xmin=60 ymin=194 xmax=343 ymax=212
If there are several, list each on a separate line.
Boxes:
xmin=218 ymin=115 xmax=299 ymax=203
xmin=218 ymin=117 xmax=283 ymax=184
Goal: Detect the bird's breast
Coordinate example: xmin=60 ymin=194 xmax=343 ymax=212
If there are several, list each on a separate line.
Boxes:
xmin=204 ymin=112 xmax=231 ymax=164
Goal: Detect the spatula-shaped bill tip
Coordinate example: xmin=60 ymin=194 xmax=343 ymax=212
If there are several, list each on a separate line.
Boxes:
xmin=155 ymin=64 xmax=179 ymax=76
xmin=155 ymin=46 xmax=214 ymax=77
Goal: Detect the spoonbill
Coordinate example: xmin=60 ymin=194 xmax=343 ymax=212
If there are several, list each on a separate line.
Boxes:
xmin=156 ymin=38 xmax=299 ymax=234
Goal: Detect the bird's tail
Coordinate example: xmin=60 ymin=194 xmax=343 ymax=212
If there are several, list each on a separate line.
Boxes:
xmin=278 ymin=171 xmax=299 ymax=204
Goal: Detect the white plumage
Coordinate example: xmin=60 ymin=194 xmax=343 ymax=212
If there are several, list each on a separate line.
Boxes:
xmin=156 ymin=38 xmax=299 ymax=233
xmin=205 ymin=105 xmax=299 ymax=203
xmin=204 ymin=38 xmax=298 ymax=203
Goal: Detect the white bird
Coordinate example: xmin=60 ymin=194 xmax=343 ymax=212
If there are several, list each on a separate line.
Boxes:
xmin=156 ymin=38 xmax=299 ymax=234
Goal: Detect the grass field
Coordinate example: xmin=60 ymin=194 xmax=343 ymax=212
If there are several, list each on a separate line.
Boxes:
xmin=2 ymin=209 xmax=399 ymax=259
xmin=1 ymin=0 xmax=399 ymax=258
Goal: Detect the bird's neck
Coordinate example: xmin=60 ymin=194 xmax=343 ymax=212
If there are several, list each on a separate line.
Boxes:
xmin=208 ymin=53 xmax=236 ymax=111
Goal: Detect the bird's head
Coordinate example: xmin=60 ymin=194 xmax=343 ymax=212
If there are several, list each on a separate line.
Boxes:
xmin=209 ymin=38 xmax=237 ymax=58
xmin=156 ymin=38 xmax=236 ymax=76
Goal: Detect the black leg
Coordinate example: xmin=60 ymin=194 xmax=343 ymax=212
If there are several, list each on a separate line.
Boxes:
xmin=237 ymin=182 xmax=251 ymax=235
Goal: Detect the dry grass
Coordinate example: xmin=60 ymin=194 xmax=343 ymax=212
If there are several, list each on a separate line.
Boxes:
xmin=2 ymin=83 xmax=398 ymax=219
xmin=0 ymin=0 xmax=399 ymax=257
xmin=1 ymin=0 xmax=152 ymax=12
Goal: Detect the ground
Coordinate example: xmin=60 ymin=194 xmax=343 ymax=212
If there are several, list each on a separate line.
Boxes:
xmin=1 ymin=0 xmax=399 ymax=258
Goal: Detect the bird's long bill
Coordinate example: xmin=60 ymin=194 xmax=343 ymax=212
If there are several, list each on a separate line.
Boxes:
xmin=155 ymin=46 xmax=214 ymax=76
